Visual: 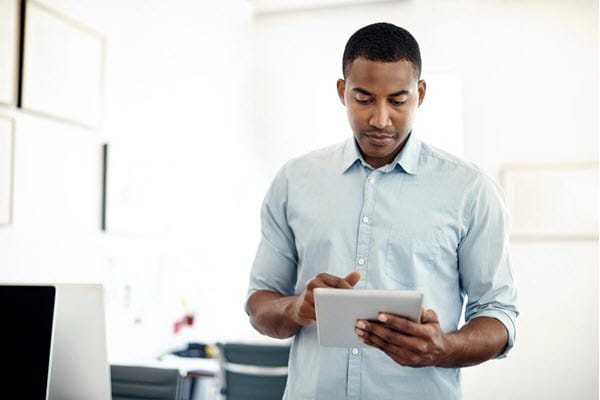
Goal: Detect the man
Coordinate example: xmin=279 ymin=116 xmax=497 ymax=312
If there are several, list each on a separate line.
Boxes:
xmin=246 ymin=22 xmax=518 ymax=400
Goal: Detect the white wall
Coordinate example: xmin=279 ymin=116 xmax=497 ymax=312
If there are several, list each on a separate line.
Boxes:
xmin=97 ymin=0 xmax=267 ymax=354
xmin=0 ymin=0 xmax=270 ymax=361
xmin=0 ymin=110 xmax=104 ymax=281
xmin=0 ymin=0 xmax=597 ymax=398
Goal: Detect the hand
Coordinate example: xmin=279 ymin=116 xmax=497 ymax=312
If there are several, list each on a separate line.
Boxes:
xmin=292 ymin=271 xmax=361 ymax=326
xmin=354 ymin=308 xmax=452 ymax=368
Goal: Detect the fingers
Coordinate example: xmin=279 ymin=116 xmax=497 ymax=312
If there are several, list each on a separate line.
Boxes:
xmin=355 ymin=326 xmax=421 ymax=366
xmin=377 ymin=313 xmax=426 ymax=337
xmin=311 ymin=272 xmax=360 ymax=289
xmin=356 ymin=320 xmax=426 ymax=354
xmin=297 ymin=300 xmax=315 ymax=321
xmin=298 ymin=272 xmax=360 ymax=323
xmin=420 ymin=308 xmax=439 ymax=324
xmin=344 ymin=271 xmax=361 ymax=287
xmin=319 ymin=273 xmax=353 ymax=289
xmin=304 ymin=272 xmax=357 ymax=307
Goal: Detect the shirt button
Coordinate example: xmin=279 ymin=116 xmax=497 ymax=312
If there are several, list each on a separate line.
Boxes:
xmin=369 ymin=177 xmax=376 ymax=184
xmin=358 ymin=258 xmax=365 ymax=265
xmin=352 ymin=348 xmax=359 ymax=355
xmin=362 ymin=216 xmax=369 ymax=223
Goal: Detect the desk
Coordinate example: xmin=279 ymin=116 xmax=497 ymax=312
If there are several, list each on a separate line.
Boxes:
xmin=111 ymin=354 xmax=219 ymax=400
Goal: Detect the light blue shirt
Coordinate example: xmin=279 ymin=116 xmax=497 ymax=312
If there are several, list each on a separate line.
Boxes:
xmin=248 ymin=134 xmax=518 ymax=400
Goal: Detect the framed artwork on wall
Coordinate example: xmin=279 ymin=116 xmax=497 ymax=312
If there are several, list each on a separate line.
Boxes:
xmin=101 ymin=142 xmax=169 ymax=236
xmin=20 ymin=0 xmax=104 ymax=127
xmin=0 ymin=0 xmax=20 ymax=106
xmin=500 ymin=162 xmax=598 ymax=240
xmin=0 ymin=115 xmax=15 ymax=225
xmin=101 ymin=143 xmax=108 ymax=231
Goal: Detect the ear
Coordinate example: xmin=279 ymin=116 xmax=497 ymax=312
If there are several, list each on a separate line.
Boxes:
xmin=417 ymin=79 xmax=426 ymax=107
xmin=336 ymin=79 xmax=346 ymax=106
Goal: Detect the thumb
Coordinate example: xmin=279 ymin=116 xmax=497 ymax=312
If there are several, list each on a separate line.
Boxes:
xmin=421 ymin=308 xmax=439 ymax=324
xmin=344 ymin=271 xmax=361 ymax=287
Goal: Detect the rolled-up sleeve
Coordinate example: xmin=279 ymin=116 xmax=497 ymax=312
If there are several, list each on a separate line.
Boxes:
xmin=458 ymin=173 xmax=519 ymax=358
xmin=247 ymin=165 xmax=298 ymax=299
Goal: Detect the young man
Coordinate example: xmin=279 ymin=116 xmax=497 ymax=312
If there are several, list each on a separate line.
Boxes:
xmin=246 ymin=23 xmax=518 ymax=399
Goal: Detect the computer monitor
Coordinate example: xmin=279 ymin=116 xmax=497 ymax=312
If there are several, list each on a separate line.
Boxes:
xmin=0 ymin=285 xmax=56 ymax=400
xmin=48 ymin=283 xmax=111 ymax=400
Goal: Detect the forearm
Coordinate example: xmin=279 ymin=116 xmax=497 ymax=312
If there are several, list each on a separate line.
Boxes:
xmin=439 ymin=316 xmax=508 ymax=368
xmin=246 ymin=290 xmax=302 ymax=339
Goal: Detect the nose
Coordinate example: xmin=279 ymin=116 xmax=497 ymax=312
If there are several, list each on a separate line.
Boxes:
xmin=369 ymin=103 xmax=392 ymax=130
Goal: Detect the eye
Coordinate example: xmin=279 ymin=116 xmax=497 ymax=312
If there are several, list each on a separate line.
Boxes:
xmin=355 ymin=97 xmax=372 ymax=104
xmin=389 ymin=99 xmax=407 ymax=106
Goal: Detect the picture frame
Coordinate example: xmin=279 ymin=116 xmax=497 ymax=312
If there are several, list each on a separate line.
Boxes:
xmin=101 ymin=143 xmax=108 ymax=231
xmin=20 ymin=0 xmax=104 ymax=127
xmin=0 ymin=115 xmax=15 ymax=225
xmin=0 ymin=0 xmax=21 ymax=106
xmin=101 ymin=142 xmax=168 ymax=236
xmin=500 ymin=162 xmax=598 ymax=240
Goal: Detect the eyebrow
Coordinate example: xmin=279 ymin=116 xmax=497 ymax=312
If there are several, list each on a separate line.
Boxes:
xmin=352 ymin=87 xmax=409 ymax=97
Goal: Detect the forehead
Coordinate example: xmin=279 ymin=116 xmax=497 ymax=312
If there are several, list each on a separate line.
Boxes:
xmin=346 ymin=58 xmax=418 ymax=91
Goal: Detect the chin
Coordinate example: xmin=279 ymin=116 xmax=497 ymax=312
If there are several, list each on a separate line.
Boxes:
xmin=359 ymin=141 xmax=397 ymax=157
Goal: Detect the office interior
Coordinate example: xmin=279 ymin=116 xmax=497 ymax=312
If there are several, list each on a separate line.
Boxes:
xmin=0 ymin=0 xmax=597 ymax=399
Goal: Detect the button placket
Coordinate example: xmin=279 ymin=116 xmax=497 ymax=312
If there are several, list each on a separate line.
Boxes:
xmin=355 ymin=171 xmax=379 ymax=279
xmin=347 ymin=171 xmax=379 ymax=399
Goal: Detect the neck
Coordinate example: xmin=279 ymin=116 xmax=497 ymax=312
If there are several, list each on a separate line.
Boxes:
xmin=360 ymin=133 xmax=410 ymax=169
xmin=363 ymin=155 xmax=395 ymax=169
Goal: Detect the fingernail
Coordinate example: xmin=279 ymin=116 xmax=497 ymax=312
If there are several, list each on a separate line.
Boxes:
xmin=378 ymin=313 xmax=387 ymax=322
xmin=356 ymin=321 xmax=366 ymax=329
xmin=355 ymin=329 xmax=363 ymax=336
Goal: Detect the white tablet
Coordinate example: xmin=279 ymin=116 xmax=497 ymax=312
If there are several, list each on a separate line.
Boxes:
xmin=314 ymin=288 xmax=423 ymax=348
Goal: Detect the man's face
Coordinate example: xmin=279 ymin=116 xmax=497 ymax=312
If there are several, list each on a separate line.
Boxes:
xmin=337 ymin=58 xmax=426 ymax=169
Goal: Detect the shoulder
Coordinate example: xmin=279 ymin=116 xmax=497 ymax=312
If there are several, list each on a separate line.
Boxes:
xmin=266 ymin=140 xmax=347 ymax=196
xmin=419 ymin=141 xmax=499 ymax=188
xmin=417 ymin=141 xmax=506 ymax=212
xmin=279 ymin=140 xmax=347 ymax=177
xmin=419 ymin=141 xmax=478 ymax=175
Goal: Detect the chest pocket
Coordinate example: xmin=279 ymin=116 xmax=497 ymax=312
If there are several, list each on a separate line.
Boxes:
xmin=385 ymin=223 xmax=442 ymax=289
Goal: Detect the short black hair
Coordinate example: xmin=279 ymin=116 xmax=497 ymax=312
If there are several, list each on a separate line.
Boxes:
xmin=342 ymin=22 xmax=422 ymax=79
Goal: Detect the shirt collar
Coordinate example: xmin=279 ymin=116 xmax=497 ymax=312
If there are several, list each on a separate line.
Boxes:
xmin=394 ymin=133 xmax=421 ymax=174
xmin=340 ymin=133 xmax=422 ymax=175
xmin=340 ymin=139 xmax=364 ymax=173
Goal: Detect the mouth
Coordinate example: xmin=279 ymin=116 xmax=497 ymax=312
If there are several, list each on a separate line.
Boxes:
xmin=363 ymin=133 xmax=395 ymax=147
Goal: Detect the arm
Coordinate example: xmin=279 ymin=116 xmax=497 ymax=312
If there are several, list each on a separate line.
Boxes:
xmin=355 ymin=309 xmax=507 ymax=368
xmin=443 ymin=315 xmax=508 ymax=367
xmin=246 ymin=272 xmax=361 ymax=340
xmin=246 ymin=164 xmax=300 ymax=339
xmin=246 ymin=291 xmax=301 ymax=339
xmin=457 ymin=173 xmax=518 ymax=358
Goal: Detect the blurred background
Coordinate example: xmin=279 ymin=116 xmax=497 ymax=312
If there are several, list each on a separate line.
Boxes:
xmin=0 ymin=0 xmax=597 ymax=398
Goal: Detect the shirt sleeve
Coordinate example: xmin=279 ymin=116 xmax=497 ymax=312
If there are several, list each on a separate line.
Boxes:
xmin=247 ymin=164 xmax=298 ymax=299
xmin=458 ymin=172 xmax=519 ymax=358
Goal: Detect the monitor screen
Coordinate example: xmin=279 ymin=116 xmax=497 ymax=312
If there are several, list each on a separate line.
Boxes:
xmin=0 ymin=285 xmax=55 ymax=399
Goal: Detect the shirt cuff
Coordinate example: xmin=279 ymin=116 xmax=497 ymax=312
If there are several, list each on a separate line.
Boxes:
xmin=468 ymin=308 xmax=517 ymax=359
